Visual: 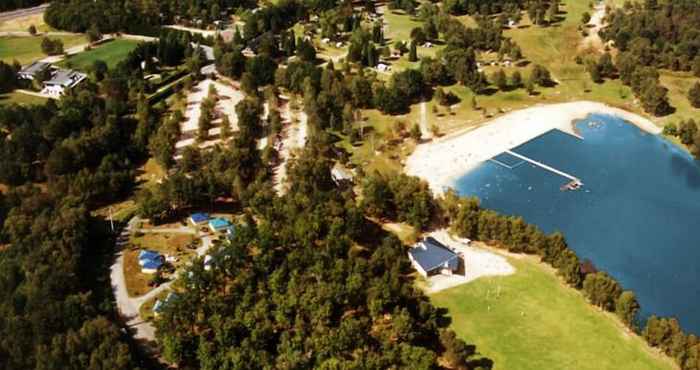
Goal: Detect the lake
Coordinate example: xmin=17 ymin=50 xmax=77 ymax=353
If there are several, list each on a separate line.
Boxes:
xmin=454 ymin=113 xmax=700 ymax=334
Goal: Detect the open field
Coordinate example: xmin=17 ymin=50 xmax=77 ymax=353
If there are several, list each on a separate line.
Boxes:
xmin=130 ymin=232 xmax=197 ymax=262
xmin=60 ymin=39 xmax=140 ymax=70
xmin=123 ymin=248 xmax=154 ymax=297
xmin=0 ymin=10 xmax=51 ymax=33
xmin=0 ymin=90 xmax=46 ymax=106
xmin=124 ymin=232 xmax=197 ymax=297
xmin=0 ymin=34 xmax=85 ymax=64
xmin=430 ymin=254 xmax=675 ymax=370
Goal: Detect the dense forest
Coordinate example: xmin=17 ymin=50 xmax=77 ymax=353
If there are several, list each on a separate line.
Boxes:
xmin=0 ymin=31 xmax=200 ymax=369
xmin=154 ymin=149 xmax=491 ymax=369
xmin=0 ymin=0 xmax=46 ymax=12
xmin=598 ymin=0 xmax=700 ymax=116
xmin=0 ymin=84 xmax=148 ymax=369
xmin=0 ymin=0 xmax=697 ymax=368
xmin=44 ymin=0 xmax=256 ymax=33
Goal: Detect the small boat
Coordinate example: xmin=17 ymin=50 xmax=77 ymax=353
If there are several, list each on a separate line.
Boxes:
xmin=560 ymin=180 xmax=583 ymax=191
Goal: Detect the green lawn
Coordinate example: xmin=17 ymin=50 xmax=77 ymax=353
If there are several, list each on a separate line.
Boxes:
xmin=0 ymin=35 xmax=85 ymax=65
xmin=430 ymin=255 xmax=675 ymax=370
xmin=0 ymin=91 xmax=47 ymax=106
xmin=60 ymin=39 xmax=140 ymax=71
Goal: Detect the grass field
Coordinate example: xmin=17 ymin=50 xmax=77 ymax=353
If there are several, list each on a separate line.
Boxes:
xmin=0 ymin=12 xmax=52 ymax=33
xmin=0 ymin=90 xmax=47 ymax=106
xmin=60 ymin=39 xmax=140 ymax=70
xmin=0 ymin=35 xmax=85 ymax=65
xmin=124 ymin=232 xmax=197 ymax=297
xmin=430 ymin=254 xmax=675 ymax=370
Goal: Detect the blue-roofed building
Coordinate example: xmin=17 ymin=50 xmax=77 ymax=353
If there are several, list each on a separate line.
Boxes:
xmin=189 ymin=212 xmax=210 ymax=225
xmin=138 ymin=249 xmax=164 ymax=273
xmin=138 ymin=250 xmax=162 ymax=266
xmin=153 ymin=292 xmax=178 ymax=316
xmin=408 ymin=237 xmax=463 ymax=277
xmin=208 ymin=218 xmax=232 ymax=233
xmin=142 ymin=258 xmax=163 ymax=274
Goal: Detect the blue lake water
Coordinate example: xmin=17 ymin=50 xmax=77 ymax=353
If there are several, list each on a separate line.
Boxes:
xmin=454 ymin=114 xmax=700 ymax=334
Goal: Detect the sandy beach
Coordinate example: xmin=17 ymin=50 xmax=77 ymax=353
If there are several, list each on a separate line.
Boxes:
xmin=405 ymin=101 xmax=661 ymax=194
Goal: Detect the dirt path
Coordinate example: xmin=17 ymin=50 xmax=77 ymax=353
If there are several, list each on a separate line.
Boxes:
xmin=581 ymin=2 xmax=606 ymax=52
xmin=273 ymin=105 xmax=308 ymax=194
xmin=110 ymin=217 xmax=162 ymax=343
xmin=111 ymin=218 xmax=215 ymax=345
xmin=419 ymin=101 xmax=433 ymax=140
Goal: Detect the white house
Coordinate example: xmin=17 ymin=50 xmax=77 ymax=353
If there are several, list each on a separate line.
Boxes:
xmin=41 ymin=69 xmax=87 ymax=97
xmin=376 ymin=63 xmax=390 ymax=72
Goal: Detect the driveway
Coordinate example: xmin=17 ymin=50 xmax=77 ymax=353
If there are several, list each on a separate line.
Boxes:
xmin=111 ymin=217 xmax=217 ymax=344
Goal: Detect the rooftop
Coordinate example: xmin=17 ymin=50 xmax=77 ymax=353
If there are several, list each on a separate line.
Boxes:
xmin=409 ymin=237 xmax=460 ymax=273
xmin=190 ymin=212 xmax=210 ymax=223
xmin=44 ymin=69 xmax=86 ymax=87
xmin=19 ymin=61 xmax=50 ymax=76
xmin=209 ymin=218 xmax=232 ymax=230
xmin=142 ymin=258 xmax=163 ymax=270
xmin=138 ymin=249 xmax=161 ymax=261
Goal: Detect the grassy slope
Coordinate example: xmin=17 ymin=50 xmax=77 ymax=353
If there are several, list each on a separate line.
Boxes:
xmin=0 ymin=35 xmax=85 ymax=65
xmin=430 ymin=255 xmax=676 ymax=370
xmin=60 ymin=39 xmax=140 ymax=70
xmin=350 ymin=0 xmax=700 ymax=173
xmin=0 ymin=12 xmax=53 ymax=33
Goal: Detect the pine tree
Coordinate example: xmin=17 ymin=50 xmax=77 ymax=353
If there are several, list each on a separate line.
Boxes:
xmin=688 ymin=82 xmax=700 ymax=108
xmin=408 ymin=41 xmax=418 ymax=62
xmin=493 ymin=69 xmax=507 ymax=90
xmin=510 ymin=70 xmax=523 ymax=88
xmin=221 ymin=115 xmax=232 ymax=139
xmin=526 ymin=76 xmax=536 ymax=95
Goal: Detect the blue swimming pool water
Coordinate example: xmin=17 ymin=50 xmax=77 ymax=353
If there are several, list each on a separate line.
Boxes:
xmin=454 ymin=113 xmax=700 ymax=333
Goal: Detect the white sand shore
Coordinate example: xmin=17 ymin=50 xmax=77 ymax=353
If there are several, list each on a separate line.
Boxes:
xmin=405 ymin=101 xmax=661 ymax=194
xmin=422 ymin=229 xmax=515 ymax=294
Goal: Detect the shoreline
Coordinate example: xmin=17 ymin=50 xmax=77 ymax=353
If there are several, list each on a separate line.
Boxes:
xmin=405 ymin=101 xmax=661 ymax=194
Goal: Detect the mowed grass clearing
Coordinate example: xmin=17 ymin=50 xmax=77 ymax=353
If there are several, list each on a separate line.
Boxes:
xmin=0 ymin=11 xmax=52 ymax=33
xmin=60 ymin=39 xmax=140 ymax=70
xmin=124 ymin=232 xmax=197 ymax=297
xmin=0 ymin=35 xmax=85 ymax=65
xmin=430 ymin=255 xmax=675 ymax=370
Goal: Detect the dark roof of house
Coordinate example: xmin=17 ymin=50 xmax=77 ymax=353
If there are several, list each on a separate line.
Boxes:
xmin=409 ymin=237 xmax=459 ymax=273
xmin=190 ymin=212 xmax=209 ymax=223
xmin=19 ymin=61 xmax=50 ymax=76
xmin=44 ymin=69 xmax=86 ymax=86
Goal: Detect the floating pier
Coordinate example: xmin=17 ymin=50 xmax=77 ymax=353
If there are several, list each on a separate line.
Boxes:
xmin=504 ymin=150 xmax=583 ymax=187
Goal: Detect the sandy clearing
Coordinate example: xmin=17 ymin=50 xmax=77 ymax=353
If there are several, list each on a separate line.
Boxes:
xmin=419 ymin=101 xmax=433 ymax=140
xmin=421 ymin=229 xmax=515 ymax=294
xmin=581 ymin=2 xmax=606 ymax=52
xmin=405 ymin=101 xmax=660 ymax=195
xmin=174 ymin=78 xmax=244 ymax=157
xmin=273 ymin=105 xmax=308 ymax=194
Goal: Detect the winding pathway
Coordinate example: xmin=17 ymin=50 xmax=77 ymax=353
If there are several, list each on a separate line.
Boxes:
xmin=110 ymin=217 xmax=214 ymax=344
